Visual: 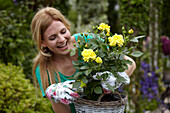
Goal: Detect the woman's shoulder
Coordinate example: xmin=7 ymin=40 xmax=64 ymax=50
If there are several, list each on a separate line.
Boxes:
xmin=72 ymin=33 xmax=93 ymax=42
xmin=35 ymin=65 xmax=41 ymax=80
xmin=72 ymin=33 xmax=81 ymax=42
xmin=35 ymin=65 xmax=40 ymax=74
xmin=35 ymin=65 xmax=46 ymax=97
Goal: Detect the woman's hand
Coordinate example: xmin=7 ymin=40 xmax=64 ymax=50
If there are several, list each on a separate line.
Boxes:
xmin=124 ymin=56 xmax=136 ymax=76
xmin=45 ymin=80 xmax=79 ymax=105
xmin=93 ymin=71 xmax=130 ymax=93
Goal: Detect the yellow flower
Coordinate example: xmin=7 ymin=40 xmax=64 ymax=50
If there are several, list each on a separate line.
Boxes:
xmin=106 ymin=32 xmax=110 ymax=36
xmin=98 ymin=23 xmax=105 ymax=30
xmin=108 ymin=33 xmax=124 ymax=47
xmin=95 ymin=57 xmax=102 ymax=64
xmin=81 ymin=49 xmax=96 ymax=62
xmin=80 ymin=81 xmax=86 ymax=87
xmin=77 ymin=80 xmax=87 ymax=88
xmin=98 ymin=23 xmax=110 ymax=32
xmin=128 ymin=29 xmax=134 ymax=34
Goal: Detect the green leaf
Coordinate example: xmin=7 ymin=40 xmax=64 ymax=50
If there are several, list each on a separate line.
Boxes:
xmin=131 ymin=51 xmax=143 ymax=57
xmin=84 ymin=69 xmax=92 ymax=76
xmin=118 ymin=67 xmax=126 ymax=72
xmin=124 ymin=64 xmax=129 ymax=70
xmin=90 ymin=38 xmax=99 ymax=45
xmin=73 ymin=72 xmax=81 ymax=79
xmin=124 ymin=60 xmax=132 ymax=65
xmin=94 ymin=86 xmax=102 ymax=94
xmin=128 ymin=47 xmax=134 ymax=51
xmin=104 ymin=82 xmax=115 ymax=92
xmin=82 ymin=77 xmax=88 ymax=84
xmin=70 ymin=49 xmax=76 ymax=56
xmin=117 ymin=74 xmax=127 ymax=82
xmin=130 ymin=35 xmax=145 ymax=42
xmin=119 ymin=54 xmax=125 ymax=60
xmin=111 ymin=66 xmax=117 ymax=71
xmin=73 ymin=81 xmax=81 ymax=88
xmin=100 ymin=52 xmax=106 ymax=57
xmin=72 ymin=61 xmax=79 ymax=66
xmin=90 ymin=44 xmax=98 ymax=50
xmin=80 ymin=65 xmax=89 ymax=70
xmin=100 ymin=44 xmax=107 ymax=51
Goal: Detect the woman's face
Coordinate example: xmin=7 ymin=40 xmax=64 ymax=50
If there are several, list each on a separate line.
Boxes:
xmin=42 ymin=20 xmax=72 ymax=56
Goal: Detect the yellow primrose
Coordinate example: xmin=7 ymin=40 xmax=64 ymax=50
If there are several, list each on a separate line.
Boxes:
xmin=81 ymin=49 xmax=97 ymax=62
xmin=128 ymin=29 xmax=134 ymax=34
xmin=95 ymin=57 xmax=102 ymax=64
xmin=108 ymin=33 xmax=124 ymax=47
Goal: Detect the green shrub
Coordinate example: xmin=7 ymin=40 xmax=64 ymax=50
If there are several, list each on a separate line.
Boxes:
xmin=0 ymin=63 xmax=53 ymax=113
xmin=0 ymin=1 xmax=36 ymax=81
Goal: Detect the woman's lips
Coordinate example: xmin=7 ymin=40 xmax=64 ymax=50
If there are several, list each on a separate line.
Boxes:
xmin=57 ymin=42 xmax=68 ymax=50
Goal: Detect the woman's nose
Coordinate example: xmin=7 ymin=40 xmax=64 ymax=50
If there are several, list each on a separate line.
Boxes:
xmin=57 ymin=35 xmax=65 ymax=42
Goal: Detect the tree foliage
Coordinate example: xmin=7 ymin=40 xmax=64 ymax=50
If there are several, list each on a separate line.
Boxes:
xmin=75 ymin=0 xmax=108 ymax=32
xmin=0 ymin=1 xmax=35 ymax=80
xmin=119 ymin=0 xmax=149 ymax=35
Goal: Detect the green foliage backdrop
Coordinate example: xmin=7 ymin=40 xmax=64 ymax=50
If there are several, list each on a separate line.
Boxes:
xmin=0 ymin=1 xmax=35 ymax=80
xmin=0 ymin=63 xmax=53 ymax=113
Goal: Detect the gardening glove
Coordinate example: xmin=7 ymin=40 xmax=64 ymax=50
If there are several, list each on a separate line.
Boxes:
xmin=45 ymin=80 xmax=80 ymax=105
xmin=93 ymin=71 xmax=130 ymax=92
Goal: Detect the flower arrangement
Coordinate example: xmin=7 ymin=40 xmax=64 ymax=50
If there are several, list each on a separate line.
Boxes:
xmin=71 ymin=23 xmax=144 ymax=101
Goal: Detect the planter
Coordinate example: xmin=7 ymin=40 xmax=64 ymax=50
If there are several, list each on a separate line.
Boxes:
xmin=74 ymin=93 xmax=128 ymax=113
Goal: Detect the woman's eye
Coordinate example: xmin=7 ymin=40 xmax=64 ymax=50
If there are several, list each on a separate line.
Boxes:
xmin=49 ymin=35 xmax=56 ymax=40
xmin=61 ymin=29 xmax=66 ymax=34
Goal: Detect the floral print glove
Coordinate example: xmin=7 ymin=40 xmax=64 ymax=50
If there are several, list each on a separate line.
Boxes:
xmin=45 ymin=80 xmax=80 ymax=105
xmin=93 ymin=71 xmax=130 ymax=93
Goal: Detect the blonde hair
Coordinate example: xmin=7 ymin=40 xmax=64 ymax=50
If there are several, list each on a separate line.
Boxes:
xmin=31 ymin=7 xmax=71 ymax=92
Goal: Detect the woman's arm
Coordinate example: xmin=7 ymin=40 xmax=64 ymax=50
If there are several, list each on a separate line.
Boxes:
xmin=124 ymin=56 xmax=136 ymax=76
xmin=48 ymin=98 xmax=71 ymax=113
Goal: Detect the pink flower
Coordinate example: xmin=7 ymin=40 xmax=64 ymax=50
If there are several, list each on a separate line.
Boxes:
xmin=70 ymin=92 xmax=80 ymax=98
xmin=53 ymin=91 xmax=56 ymax=96
xmin=103 ymin=88 xmax=112 ymax=94
xmin=46 ymin=88 xmax=52 ymax=98
xmin=60 ymin=99 xmax=69 ymax=105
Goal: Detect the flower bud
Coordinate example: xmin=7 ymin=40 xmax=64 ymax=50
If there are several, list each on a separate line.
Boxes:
xmin=85 ymin=43 xmax=88 ymax=47
xmin=128 ymin=29 xmax=134 ymax=34
xmin=95 ymin=57 xmax=102 ymax=64
xmin=122 ymin=26 xmax=125 ymax=30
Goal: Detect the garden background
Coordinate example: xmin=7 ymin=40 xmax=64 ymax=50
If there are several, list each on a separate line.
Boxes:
xmin=0 ymin=0 xmax=170 ymax=113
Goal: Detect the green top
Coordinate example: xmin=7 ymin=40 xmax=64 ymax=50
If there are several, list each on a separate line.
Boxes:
xmin=35 ymin=65 xmax=77 ymax=113
xmin=35 ymin=33 xmax=92 ymax=113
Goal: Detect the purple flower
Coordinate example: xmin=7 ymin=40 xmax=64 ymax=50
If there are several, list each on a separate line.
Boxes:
xmin=161 ymin=36 xmax=170 ymax=56
xmin=140 ymin=62 xmax=160 ymax=103
xmin=13 ymin=0 xmax=18 ymax=5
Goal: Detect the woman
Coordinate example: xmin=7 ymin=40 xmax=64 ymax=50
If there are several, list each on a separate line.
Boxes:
xmin=31 ymin=7 xmax=136 ymax=113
